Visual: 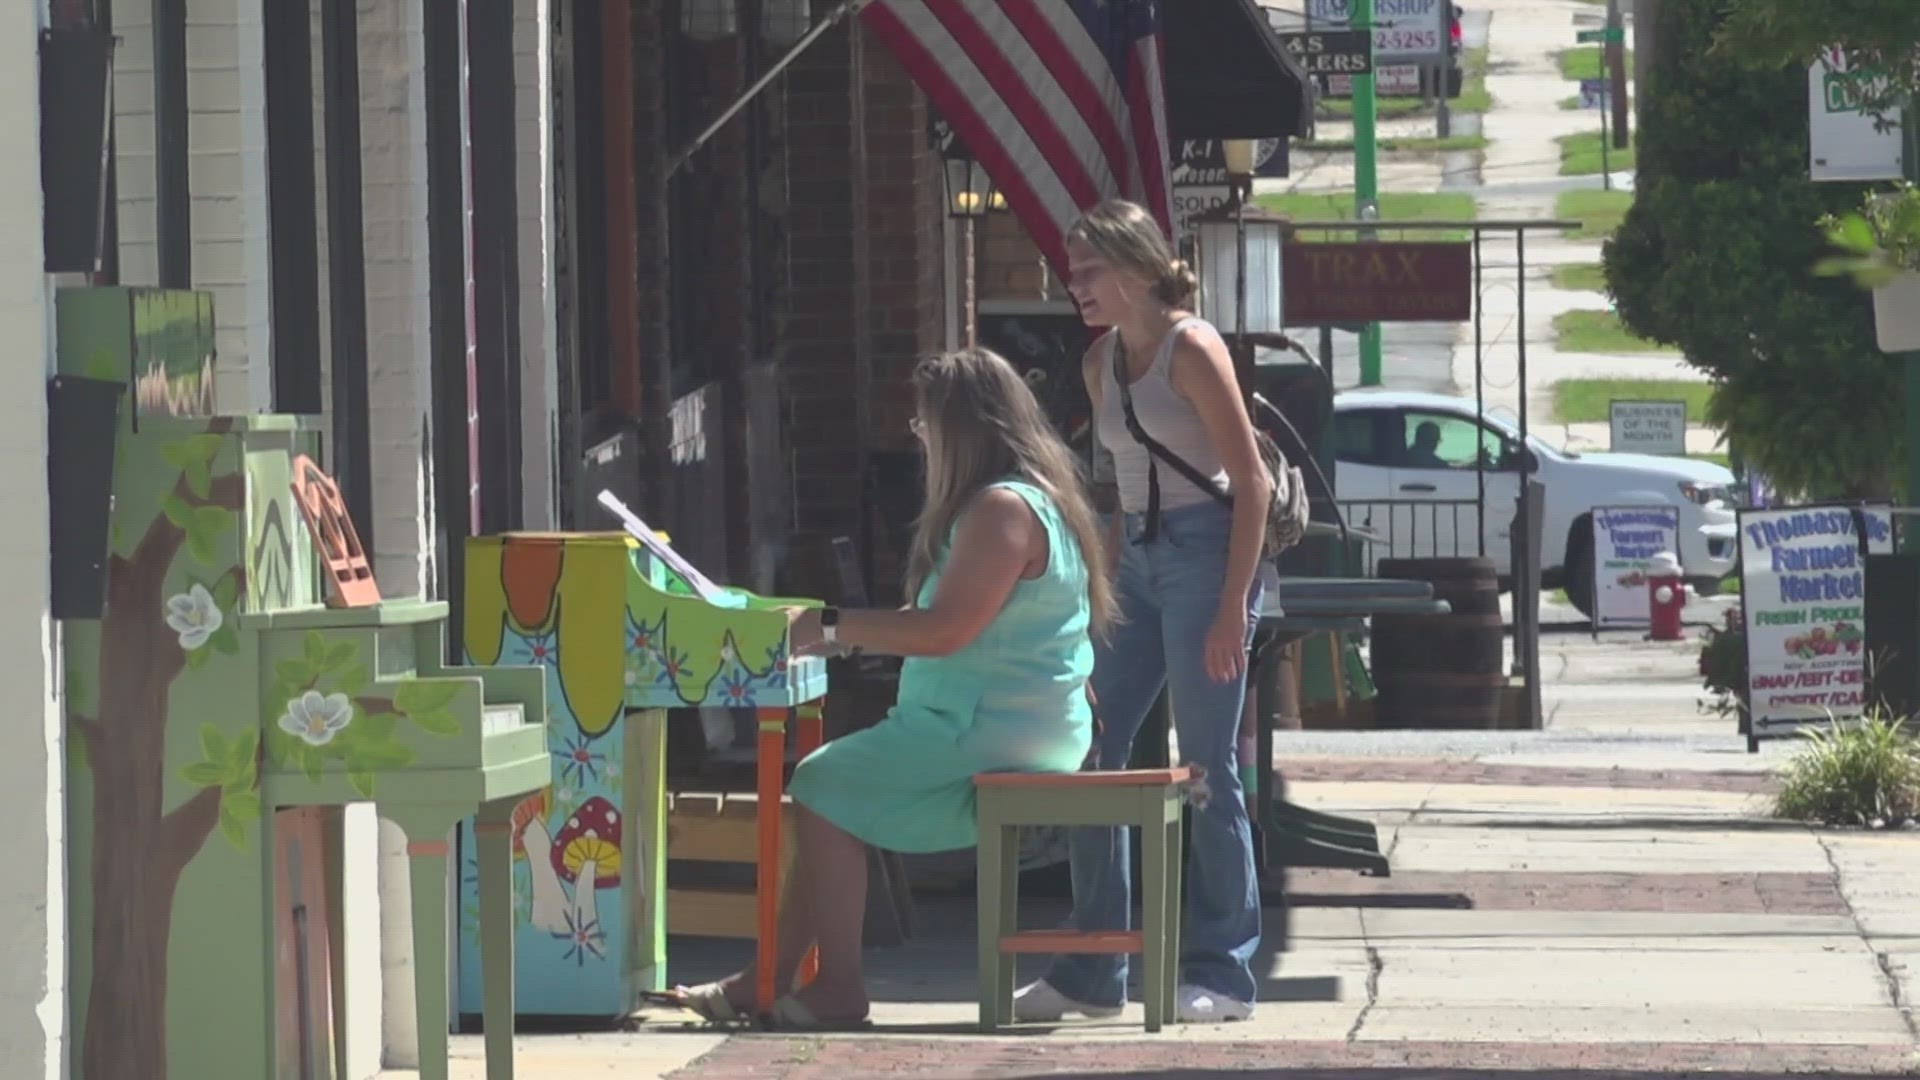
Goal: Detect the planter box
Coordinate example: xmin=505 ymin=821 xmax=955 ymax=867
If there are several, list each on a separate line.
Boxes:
xmin=1873 ymin=271 xmax=1920 ymax=353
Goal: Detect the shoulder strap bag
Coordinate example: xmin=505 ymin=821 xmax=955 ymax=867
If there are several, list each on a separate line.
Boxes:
xmin=1110 ymin=330 xmax=1310 ymax=558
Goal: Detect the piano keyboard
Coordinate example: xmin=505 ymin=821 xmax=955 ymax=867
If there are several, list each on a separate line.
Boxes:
xmin=481 ymin=703 xmax=529 ymax=737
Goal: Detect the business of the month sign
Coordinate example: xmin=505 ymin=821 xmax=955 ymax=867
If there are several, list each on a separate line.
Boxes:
xmin=1590 ymin=506 xmax=1680 ymax=629
xmin=1281 ymin=242 xmax=1472 ymax=324
xmin=1738 ymin=506 xmax=1893 ymax=739
xmin=1809 ymin=46 xmax=1903 ymax=182
xmin=1609 ymin=399 xmax=1687 ymax=456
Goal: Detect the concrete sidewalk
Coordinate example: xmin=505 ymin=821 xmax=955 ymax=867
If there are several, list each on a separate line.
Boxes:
xmin=378 ymin=745 xmax=1920 ymax=1078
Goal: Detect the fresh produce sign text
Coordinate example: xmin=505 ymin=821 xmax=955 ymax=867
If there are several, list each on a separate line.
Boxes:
xmin=1738 ymin=506 xmax=1891 ymax=737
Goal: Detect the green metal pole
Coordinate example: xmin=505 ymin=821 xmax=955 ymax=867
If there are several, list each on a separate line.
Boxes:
xmin=1354 ymin=0 xmax=1383 ymax=387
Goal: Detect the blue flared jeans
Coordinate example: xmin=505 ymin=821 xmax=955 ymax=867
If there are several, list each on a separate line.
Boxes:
xmin=1043 ymin=500 xmax=1264 ymax=1007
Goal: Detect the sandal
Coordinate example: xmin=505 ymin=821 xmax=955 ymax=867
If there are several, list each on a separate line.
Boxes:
xmin=639 ymin=983 xmax=751 ymax=1025
xmin=761 ymin=994 xmax=872 ymax=1032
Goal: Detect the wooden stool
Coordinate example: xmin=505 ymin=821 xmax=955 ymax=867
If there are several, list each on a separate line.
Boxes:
xmin=973 ymin=767 xmax=1190 ymax=1033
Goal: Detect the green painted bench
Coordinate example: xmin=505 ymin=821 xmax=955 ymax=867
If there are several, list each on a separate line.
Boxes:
xmin=974 ymin=767 xmax=1191 ymax=1033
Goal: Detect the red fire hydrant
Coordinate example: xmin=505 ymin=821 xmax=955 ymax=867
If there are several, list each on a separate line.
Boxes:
xmin=1647 ymin=551 xmax=1687 ymax=642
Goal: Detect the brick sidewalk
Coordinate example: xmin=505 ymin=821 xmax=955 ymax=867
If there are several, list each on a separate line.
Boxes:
xmin=1278 ymin=759 xmax=1777 ymax=796
xmin=670 ymin=1037 xmax=1919 ymax=1078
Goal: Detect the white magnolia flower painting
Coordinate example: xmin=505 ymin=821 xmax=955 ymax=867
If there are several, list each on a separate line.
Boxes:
xmin=277 ymin=690 xmax=355 ymax=747
xmin=164 ymin=584 xmax=223 ymax=651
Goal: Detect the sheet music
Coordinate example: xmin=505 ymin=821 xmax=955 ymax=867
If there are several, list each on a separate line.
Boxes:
xmin=595 ymin=490 xmax=730 ymax=606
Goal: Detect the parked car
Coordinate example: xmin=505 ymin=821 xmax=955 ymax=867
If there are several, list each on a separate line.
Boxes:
xmin=1330 ymin=390 xmax=1737 ymax=617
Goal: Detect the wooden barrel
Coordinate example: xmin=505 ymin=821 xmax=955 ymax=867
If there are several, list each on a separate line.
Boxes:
xmin=1371 ymin=557 xmax=1507 ymax=729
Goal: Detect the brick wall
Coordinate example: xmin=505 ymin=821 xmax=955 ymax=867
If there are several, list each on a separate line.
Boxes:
xmin=357 ymin=0 xmax=438 ymax=601
xmin=781 ymin=30 xmax=947 ymax=481
xmin=859 ymin=35 xmax=944 ymax=443
xmin=630 ymin=0 xmax=674 ymax=521
xmin=977 ymin=210 xmax=1053 ymax=302
xmin=111 ymin=0 xmax=277 ymax=412
xmin=779 ymin=24 xmax=863 ymax=545
xmin=853 ymin=32 xmax=945 ymax=596
xmin=620 ymin=19 xmax=947 ymax=598
xmin=188 ymin=0 xmax=276 ymax=411
xmin=516 ymin=0 xmax=560 ymax=529
xmin=110 ymin=4 xmax=158 ymax=285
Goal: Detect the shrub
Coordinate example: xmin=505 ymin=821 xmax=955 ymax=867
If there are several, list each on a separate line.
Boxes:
xmin=1818 ymin=183 xmax=1920 ymax=289
xmin=1603 ymin=0 xmax=1904 ymax=501
xmin=1773 ymin=713 xmax=1920 ymax=828
xmin=1697 ymin=605 xmax=1746 ymax=719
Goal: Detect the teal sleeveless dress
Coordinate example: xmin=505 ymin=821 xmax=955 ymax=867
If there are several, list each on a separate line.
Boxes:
xmin=787 ymin=480 xmax=1095 ymax=853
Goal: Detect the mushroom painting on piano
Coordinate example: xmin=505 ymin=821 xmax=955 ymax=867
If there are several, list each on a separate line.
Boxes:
xmin=457 ymin=528 xmax=826 ymax=1003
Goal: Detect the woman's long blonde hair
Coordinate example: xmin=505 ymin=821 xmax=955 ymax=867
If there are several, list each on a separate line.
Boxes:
xmin=1066 ymin=198 xmax=1198 ymax=307
xmin=906 ymin=348 xmax=1117 ymax=636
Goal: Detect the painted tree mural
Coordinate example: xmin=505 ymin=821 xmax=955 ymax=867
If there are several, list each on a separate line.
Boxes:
xmin=68 ymin=427 xmax=465 ymax=1079
xmin=68 ymin=428 xmax=250 ymax=1079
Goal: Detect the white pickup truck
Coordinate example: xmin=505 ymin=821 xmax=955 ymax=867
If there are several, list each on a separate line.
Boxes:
xmin=1330 ymin=390 xmax=1737 ymax=616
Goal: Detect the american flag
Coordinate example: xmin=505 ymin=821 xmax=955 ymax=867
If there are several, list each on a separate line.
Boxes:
xmin=861 ymin=0 xmax=1175 ymax=278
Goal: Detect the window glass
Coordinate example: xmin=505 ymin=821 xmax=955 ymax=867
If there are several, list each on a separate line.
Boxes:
xmin=1332 ymin=411 xmax=1386 ymax=465
xmin=1398 ymin=410 xmax=1514 ymax=469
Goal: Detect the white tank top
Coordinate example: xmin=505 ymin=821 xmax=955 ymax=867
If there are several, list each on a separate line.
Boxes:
xmin=1093 ymin=316 xmax=1230 ymax=514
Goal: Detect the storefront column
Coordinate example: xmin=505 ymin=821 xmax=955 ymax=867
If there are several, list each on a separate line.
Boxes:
xmin=0 ymin=3 xmax=62 ymax=1072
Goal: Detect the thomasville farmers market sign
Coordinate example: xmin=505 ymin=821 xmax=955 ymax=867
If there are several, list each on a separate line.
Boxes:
xmin=1738 ymin=506 xmax=1892 ymax=739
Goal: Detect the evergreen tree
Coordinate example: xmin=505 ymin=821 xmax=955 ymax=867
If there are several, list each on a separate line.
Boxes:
xmin=1604 ymin=0 xmax=1903 ymax=498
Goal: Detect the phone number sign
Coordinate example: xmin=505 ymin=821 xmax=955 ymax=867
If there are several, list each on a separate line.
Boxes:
xmin=1299 ymin=0 xmax=1447 ymax=64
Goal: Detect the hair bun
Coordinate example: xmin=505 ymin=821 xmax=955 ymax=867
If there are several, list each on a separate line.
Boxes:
xmin=1152 ymin=258 xmax=1200 ymax=306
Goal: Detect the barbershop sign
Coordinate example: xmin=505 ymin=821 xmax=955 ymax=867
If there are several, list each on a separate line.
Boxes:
xmin=1282 ymin=242 xmax=1473 ymax=324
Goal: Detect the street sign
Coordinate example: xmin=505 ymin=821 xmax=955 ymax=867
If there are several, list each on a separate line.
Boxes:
xmin=1576 ymin=26 xmax=1624 ymax=44
xmin=1608 ymin=399 xmax=1686 ymax=456
xmin=1278 ymin=29 xmax=1372 ymax=77
xmin=1282 ymin=242 xmax=1473 ymax=324
xmin=1579 ymin=78 xmax=1609 ymax=110
xmin=1809 ymin=47 xmax=1904 ymax=182
xmin=1271 ymin=0 xmax=1447 ymax=66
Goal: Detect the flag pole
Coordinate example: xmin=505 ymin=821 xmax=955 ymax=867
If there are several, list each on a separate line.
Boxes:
xmin=666 ymin=0 xmax=877 ymax=177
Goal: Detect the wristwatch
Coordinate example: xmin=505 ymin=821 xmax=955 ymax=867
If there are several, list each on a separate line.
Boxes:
xmin=819 ymin=606 xmax=841 ymax=647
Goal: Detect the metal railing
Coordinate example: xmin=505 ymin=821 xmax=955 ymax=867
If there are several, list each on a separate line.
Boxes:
xmin=1336 ymin=498 xmax=1481 ymax=574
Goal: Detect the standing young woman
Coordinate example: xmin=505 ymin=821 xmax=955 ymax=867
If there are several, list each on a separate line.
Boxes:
xmin=656 ymin=349 xmax=1116 ymax=1030
xmin=1016 ymin=199 xmax=1273 ymax=1024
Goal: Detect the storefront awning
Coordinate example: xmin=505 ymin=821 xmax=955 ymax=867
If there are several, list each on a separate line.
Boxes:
xmin=1164 ymin=0 xmax=1314 ymax=141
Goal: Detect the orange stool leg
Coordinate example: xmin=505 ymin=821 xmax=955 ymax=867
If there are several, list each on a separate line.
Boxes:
xmin=755 ymin=706 xmax=788 ymax=1014
xmin=793 ymin=701 xmax=826 ymax=988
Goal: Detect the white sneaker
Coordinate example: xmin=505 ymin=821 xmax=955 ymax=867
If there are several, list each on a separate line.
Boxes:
xmin=1011 ymin=979 xmax=1124 ymax=1022
xmin=1175 ymin=983 xmax=1253 ymax=1023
